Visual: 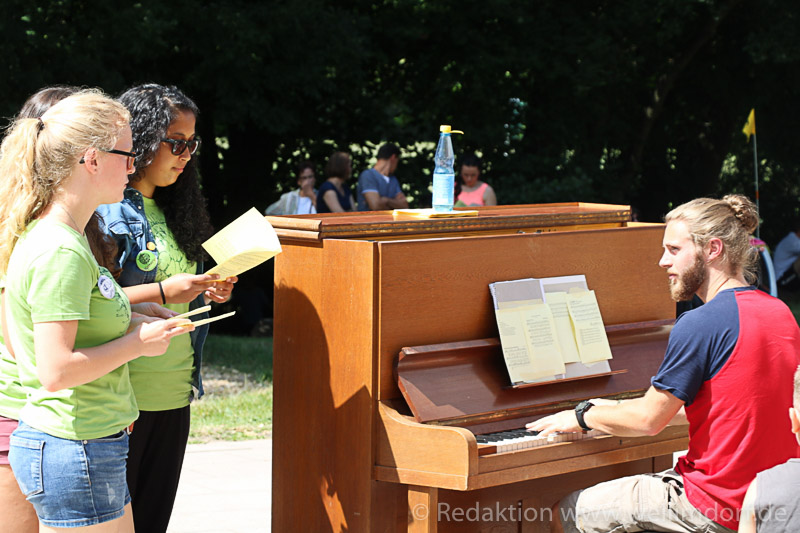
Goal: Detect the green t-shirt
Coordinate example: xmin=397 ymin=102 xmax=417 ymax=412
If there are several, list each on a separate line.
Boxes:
xmin=0 ymin=276 xmax=25 ymax=420
xmin=127 ymin=197 xmax=196 ymax=411
xmin=0 ymin=319 xmax=25 ymax=420
xmin=6 ymin=220 xmax=136 ymax=439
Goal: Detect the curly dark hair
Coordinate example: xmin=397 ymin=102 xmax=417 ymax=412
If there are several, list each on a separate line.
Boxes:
xmin=119 ymin=84 xmax=213 ymax=263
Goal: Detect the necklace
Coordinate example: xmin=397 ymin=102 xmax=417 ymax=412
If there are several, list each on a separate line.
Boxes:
xmin=53 ymin=203 xmax=82 ymax=233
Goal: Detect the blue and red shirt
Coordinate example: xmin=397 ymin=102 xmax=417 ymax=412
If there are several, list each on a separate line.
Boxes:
xmin=652 ymin=287 xmax=800 ymax=530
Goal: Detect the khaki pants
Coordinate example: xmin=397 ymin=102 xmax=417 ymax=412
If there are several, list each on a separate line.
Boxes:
xmin=559 ymin=470 xmax=735 ymax=533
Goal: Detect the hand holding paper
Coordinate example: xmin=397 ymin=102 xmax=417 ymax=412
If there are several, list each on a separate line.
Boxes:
xmin=202 ymin=208 xmax=282 ymax=279
xmin=203 ymin=276 xmax=237 ymax=304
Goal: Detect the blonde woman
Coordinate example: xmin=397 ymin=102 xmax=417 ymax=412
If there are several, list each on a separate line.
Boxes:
xmin=0 ymin=89 xmax=192 ymax=531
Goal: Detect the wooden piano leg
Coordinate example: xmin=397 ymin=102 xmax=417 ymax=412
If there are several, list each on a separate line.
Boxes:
xmin=653 ymin=453 xmax=676 ymax=472
xmin=408 ymin=485 xmax=438 ymax=533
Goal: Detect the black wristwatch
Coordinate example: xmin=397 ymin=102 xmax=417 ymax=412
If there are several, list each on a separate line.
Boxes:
xmin=574 ymin=400 xmax=595 ymax=432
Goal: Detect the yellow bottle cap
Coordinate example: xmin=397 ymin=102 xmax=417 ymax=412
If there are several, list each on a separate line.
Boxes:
xmin=439 ymin=125 xmax=464 ymax=134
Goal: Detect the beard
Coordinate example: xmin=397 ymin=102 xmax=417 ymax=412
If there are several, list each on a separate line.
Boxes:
xmin=669 ymin=252 xmax=707 ymax=302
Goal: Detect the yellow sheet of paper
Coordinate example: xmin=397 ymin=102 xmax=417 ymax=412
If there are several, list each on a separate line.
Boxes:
xmin=496 ymin=304 xmax=565 ymax=383
xmin=566 ymin=290 xmax=612 ymax=363
xmin=544 ymin=292 xmax=581 ymax=363
xmin=520 ymin=303 xmax=566 ymax=377
xmin=495 ymin=308 xmax=537 ymax=383
xmin=202 ymin=208 xmax=282 ymax=278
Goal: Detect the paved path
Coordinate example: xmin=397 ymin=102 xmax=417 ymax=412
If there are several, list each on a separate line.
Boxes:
xmin=168 ymin=439 xmax=272 ymax=533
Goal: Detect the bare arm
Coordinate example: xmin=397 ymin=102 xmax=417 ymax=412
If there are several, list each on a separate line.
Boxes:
xmin=527 ymin=386 xmax=684 ymax=437
xmin=738 ymin=479 xmax=758 ymax=533
xmin=363 ymin=191 xmax=408 ymax=210
xmin=33 ymin=318 xmax=192 ymax=392
xmin=668 ymin=406 xmax=688 ymax=426
xmin=363 ymin=191 xmax=386 ymax=210
xmin=123 ymin=273 xmax=219 ymax=305
xmin=483 ymin=184 xmax=498 ymax=206
xmin=387 ymin=191 xmax=409 ymax=209
xmin=322 ymin=189 xmax=346 ymax=212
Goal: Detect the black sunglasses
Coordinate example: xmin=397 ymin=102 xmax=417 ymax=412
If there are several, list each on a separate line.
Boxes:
xmin=161 ymin=137 xmax=201 ymax=156
xmin=79 ymin=148 xmax=138 ymax=169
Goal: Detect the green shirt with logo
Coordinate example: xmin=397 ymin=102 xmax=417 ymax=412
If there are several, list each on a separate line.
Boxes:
xmin=126 ymin=197 xmax=196 ymax=411
xmin=6 ymin=220 xmax=135 ymax=440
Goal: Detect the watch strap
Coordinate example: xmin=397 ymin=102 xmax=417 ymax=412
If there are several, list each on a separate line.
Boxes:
xmin=575 ymin=400 xmax=594 ymax=432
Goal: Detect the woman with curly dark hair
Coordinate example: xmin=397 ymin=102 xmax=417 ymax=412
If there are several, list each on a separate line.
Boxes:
xmin=96 ymin=84 xmax=236 ymax=533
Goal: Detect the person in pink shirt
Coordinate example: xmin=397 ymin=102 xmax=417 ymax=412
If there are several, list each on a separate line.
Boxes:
xmin=455 ymin=153 xmax=496 ymax=207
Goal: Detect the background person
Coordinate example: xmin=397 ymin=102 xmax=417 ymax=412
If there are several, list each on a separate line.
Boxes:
xmin=529 ymin=195 xmax=800 ymax=533
xmin=356 ymin=143 xmax=408 ymax=211
xmin=316 ymin=151 xmax=355 ymax=213
xmin=771 ymin=224 xmax=800 ymax=295
xmin=265 ymin=159 xmax=318 ymax=215
xmin=0 ymin=89 xmax=191 ymax=532
xmin=97 ymin=83 xmax=236 ymax=533
xmin=455 ymin=153 xmax=497 ymax=207
xmin=739 ymin=365 xmax=800 ymax=532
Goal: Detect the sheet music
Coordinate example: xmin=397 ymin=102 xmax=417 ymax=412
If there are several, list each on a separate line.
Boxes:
xmin=490 ymin=275 xmax=613 ymax=383
xmin=566 ymin=290 xmax=613 ymax=363
xmin=496 ymin=304 xmax=565 ymax=383
xmin=203 ymin=207 xmax=282 ymax=278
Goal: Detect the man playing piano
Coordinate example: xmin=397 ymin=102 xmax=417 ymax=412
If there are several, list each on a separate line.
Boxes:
xmin=528 ymin=195 xmax=800 ymax=533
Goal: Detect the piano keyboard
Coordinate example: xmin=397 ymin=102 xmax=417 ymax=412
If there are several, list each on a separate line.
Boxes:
xmin=476 ymin=428 xmax=605 ymax=455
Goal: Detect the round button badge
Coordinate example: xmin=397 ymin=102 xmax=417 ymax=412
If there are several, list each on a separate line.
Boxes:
xmin=98 ymin=275 xmax=116 ymax=299
xmin=136 ymin=250 xmax=157 ymax=272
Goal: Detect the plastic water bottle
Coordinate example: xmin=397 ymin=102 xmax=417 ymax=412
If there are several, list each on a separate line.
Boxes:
xmin=432 ymin=125 xmax=463 ymax=212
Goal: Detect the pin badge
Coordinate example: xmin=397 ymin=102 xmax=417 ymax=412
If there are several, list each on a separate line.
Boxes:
xmin=136 ymin=250 xmax=157 ymax=272
xmin=98 ymin=275 xmax=116 ymax=299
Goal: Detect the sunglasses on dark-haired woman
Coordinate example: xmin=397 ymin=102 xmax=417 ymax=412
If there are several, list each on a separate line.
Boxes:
xmin=161 ymin=137 xmax=201 ymax=156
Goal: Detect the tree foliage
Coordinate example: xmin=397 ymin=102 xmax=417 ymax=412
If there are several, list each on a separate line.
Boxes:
xmin=2 ymin=0 xmax=800 ymax=247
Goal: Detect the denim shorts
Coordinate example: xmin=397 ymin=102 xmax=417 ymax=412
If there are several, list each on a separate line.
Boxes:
xmin=0 ymin=415 xmax=18 ymax=465
xmin=9 ymin=421 xmax=131 ymax=528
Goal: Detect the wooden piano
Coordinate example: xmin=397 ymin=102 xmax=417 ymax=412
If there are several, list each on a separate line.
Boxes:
xmin=269 ymin=203 xmax=689 ymax=532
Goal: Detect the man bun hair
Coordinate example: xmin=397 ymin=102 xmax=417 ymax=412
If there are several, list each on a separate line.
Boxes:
xmin=722 ymin=194 xmax=759 ymax=235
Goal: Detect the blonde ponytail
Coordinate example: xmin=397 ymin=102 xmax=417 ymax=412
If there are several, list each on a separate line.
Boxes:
xmin=0 ymin=89 xmax=130 ymax=274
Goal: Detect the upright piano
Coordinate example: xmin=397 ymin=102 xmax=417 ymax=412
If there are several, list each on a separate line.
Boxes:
xmin=269 ymin=203 xmax=688 ymax=532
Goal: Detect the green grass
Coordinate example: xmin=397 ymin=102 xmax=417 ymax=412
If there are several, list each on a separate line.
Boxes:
xmin=190 ymin=387 xmax=272 ymax=443
xmin=202 ymin=334 xmax=273 ymax=382
xmin=189 ymin=334 xmax=273 ymax=443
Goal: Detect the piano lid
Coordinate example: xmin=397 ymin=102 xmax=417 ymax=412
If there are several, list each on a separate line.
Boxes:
xmin=267 ymin=202 xmax=633 ymax=242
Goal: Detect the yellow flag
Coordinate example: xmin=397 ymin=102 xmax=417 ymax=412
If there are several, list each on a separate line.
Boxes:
xmin=742 ymin=108 xmax=756 ymax=141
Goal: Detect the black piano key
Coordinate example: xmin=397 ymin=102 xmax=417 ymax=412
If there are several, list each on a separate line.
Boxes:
xmin=476 ymin=428 xmax=541 ymax=442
